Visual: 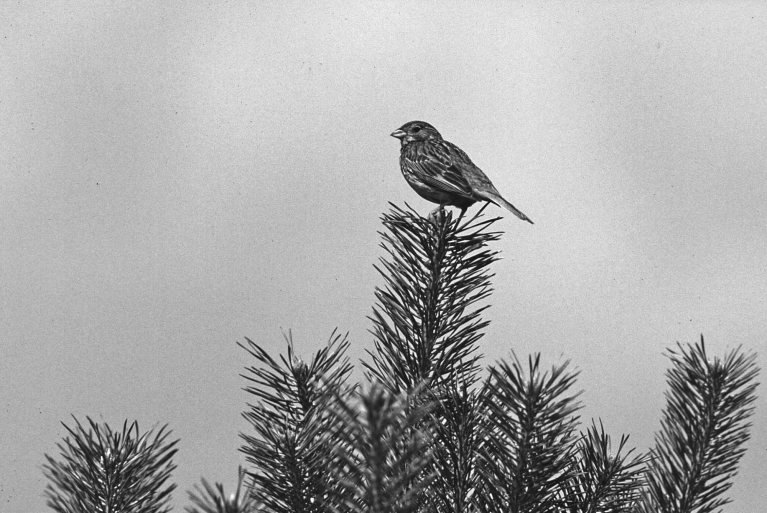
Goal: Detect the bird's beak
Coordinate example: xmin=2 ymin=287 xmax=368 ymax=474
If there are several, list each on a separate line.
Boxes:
xmin=390 ymin=129 xmax=406 ymax=139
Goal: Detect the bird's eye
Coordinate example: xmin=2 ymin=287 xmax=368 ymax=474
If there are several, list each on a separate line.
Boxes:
xmin=412 ymin=126 xmax=421 ymax=133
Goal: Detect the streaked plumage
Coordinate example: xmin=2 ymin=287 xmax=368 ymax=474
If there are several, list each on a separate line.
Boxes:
xmin=391 ymin=121 xmax=533 ymax=224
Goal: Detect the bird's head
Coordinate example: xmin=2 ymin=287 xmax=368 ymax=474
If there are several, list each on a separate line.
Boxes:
xmin=390 ymin=121 xmax=442 ymax=146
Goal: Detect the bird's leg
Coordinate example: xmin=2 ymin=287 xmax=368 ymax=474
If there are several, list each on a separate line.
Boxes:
xmin=428 ymin=204 xmax=446 ymax=225
xmin=457 ymin=207 xmax=467 ymax=224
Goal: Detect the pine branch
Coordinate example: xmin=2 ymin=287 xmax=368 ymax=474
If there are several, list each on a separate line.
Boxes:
xmin=328 ymin=383 xmax=436 ymax=513
xmin=43 ymin=417 xmax=178 ymax=513
xmin=239 ymin=329 xmax=354 ymax=512
xmin=478 ymin=354 xmax=582 ymax=513
xmin=638 ymin=335 xmax=759 ymax=513
xmin=186 ymin=467 xmax=260 ymax=513
xmin=559 ymin=420 xmax=646 ymax=513
xmin=365 ymin=203 xmax=502 ymax=393
xmin=427 ymin=379 xmax=487 ymax=513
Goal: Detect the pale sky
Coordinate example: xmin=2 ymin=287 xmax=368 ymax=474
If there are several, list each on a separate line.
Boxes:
xmin=2 ymin=2 xmax=766 ymax=511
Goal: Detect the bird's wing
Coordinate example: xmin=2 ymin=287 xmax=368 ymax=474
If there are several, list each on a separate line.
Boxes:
xmin=445 ymin=141 xmax=535 ymax=224
xmin=405 ymin=141 xmax=474 ymax=198
xmin=443 ymin=142 xmax=497 ymax=192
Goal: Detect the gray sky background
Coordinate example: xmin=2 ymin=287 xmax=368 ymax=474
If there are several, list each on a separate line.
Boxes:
xmin=2 ymin=1 xmax=766 ymax=511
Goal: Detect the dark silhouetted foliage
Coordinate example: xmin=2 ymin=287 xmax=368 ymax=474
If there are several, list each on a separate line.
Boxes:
xmin=43 ymin=204 xmax=759 ymax=513
xmin=43 ymin=417 xmax=177 ymax=513
xmin=186 ymin=467 xmax=259 ymax=513
xmin=638 ymin=337 xmax=759 ymax=513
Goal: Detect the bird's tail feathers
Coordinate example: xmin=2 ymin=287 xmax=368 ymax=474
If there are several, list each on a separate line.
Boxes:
xmin=485 ymin=193 xmax=534 ymax=224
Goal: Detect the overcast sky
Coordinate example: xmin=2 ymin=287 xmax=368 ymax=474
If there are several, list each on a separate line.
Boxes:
xmin=2 ymin=1 xmax=766 ymax=511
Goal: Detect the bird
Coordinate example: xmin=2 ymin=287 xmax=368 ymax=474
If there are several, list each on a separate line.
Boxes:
xmin=390 ymin=121 xmax=533 ymax=224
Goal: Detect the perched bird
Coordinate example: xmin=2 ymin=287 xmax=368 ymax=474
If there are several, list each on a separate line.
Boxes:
xmin=391 ymin=121 xmax=533 ymax=224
